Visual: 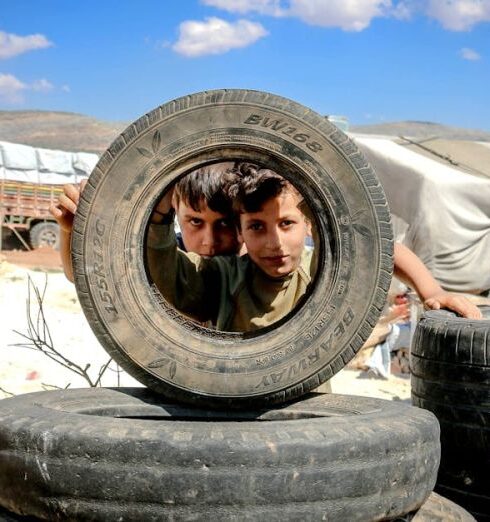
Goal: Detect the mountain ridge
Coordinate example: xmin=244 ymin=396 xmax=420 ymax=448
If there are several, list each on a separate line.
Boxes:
xmin=0 ymin=110 xmax=488 ymax=154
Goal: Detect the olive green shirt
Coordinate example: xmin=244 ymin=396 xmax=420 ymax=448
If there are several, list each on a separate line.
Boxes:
xmin=147 ymin=224 xmax=313 ymax=332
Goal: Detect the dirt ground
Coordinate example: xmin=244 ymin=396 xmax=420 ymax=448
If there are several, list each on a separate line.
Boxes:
xmin=0 ymin=231 xmax=62 ymax=271
xmin=0 ymin=244 xmax=411 ymax=403
xmin=1 ymin=246 xmax=62 ymax=271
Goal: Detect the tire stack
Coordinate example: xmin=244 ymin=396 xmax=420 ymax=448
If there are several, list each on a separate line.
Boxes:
xmin=411 ymin=306 xmax=490 ymax=521
xmin=0 ymin=90 xmax=476 ymax=521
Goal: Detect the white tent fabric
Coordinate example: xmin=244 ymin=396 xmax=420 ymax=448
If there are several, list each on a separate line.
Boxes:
xmin=37 ymin=147 xmax=75 ymax=176
xmin=0 ymin=141 xmax=38 ymax=171
xmin=353 ymin=135 xmax=490 ymax=294
xmin=0 ymin=141 xmax=98 ymax=184
xmin=73 ymin=152 xmax=99 ymax=175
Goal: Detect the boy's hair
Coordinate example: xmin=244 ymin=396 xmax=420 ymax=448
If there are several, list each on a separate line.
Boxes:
xmin=224 ymin=162 xmax=300 ymax=214
xmin=173 ymin=162 xmax=235 ymax=215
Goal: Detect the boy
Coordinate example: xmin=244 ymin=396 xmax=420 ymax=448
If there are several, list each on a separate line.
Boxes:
xmin=50 ymin=163 xmax=241 ymax=282
xmin=169 ymin=163 xmax=240 ymax=256
xmin=148 ymin=161 xmax=482 ymax=331
xmin=148 ymin=162 xmax=313 ymax=331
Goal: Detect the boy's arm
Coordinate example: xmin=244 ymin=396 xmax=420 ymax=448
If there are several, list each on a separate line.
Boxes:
xmin=49 ymin=181 xmax=87 ymax=283
xmin=147 ymin=193 xmax=219 ymax=322
xmin=394 ymin=243 xmax=482 ymax=319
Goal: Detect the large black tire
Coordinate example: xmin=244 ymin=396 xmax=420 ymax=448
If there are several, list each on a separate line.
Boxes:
xmin=0 ymin=493 xmax=476 ymax=522
xmin=72 ymin=89 xmax=393 ymax=406
xmin=0 ymin=494 xmax=475 ymax=522
xmin=411 ymin=306 xmax=490 ymax=521
xmin=29 ymin=221 xmax=60 ymax=250
xmin=0 ymin=388 xmax=439 ymax=521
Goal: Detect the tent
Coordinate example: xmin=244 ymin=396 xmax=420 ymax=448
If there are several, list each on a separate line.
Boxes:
xmin=0 ymin=141 xmax=98 ymax=185
xmin=352 ymin=134 xmax=490 ymax=294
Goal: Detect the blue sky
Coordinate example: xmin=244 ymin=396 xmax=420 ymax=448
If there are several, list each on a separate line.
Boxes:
xmin=0 ymin=0 xmax=489 ymax=129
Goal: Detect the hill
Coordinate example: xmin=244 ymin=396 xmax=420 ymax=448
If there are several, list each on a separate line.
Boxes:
xmin=350 ymin=121 xmax=490 ymax=141
xmin=1 ymin=111 xmax=489 ymax=155
xmin=0 ymin=110 xmax=128 ymax=154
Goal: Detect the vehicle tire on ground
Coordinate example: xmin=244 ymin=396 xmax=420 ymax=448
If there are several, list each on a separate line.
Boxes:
xmin=29 ymin=221 xmax=59 ymax=250
xmin=0 ymin=388 xmax=439 ymax=521
xmin=72 ymin=89 xmax=393 ymax=406
xmin=411 ymin=306 xmax=490 ymax=521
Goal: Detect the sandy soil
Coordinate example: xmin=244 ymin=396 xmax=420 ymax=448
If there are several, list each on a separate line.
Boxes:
xmin=0 ymin=249 xmax=411 ymax=403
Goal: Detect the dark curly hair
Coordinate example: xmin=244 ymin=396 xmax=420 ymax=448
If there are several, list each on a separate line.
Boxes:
xmin=173 ymin=162 xmax=235 ymax=215
xmin=224 ymin=162 xmax=299 ymax=214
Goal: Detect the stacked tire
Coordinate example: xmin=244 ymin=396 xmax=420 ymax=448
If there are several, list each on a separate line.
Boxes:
xmin=0 ymin=388 xmax=442 ymax=521
xmin=0 ymin=90 xmax=476 ymax=520
xmin=412 ymin=307 xmax=490 ymax=521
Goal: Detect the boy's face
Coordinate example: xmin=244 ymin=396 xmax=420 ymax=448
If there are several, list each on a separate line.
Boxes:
xmin=174 ymin=198 xmax=240 ymax=257
xmin=238 ymin=191 xmax=311 ymax=278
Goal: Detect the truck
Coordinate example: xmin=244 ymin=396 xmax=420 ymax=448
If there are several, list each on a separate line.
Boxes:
xmin=0 ymin=141 xmax=98 ymax=250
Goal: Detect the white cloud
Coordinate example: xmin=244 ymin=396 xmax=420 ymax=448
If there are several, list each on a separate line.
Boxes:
xmin=0 ymin=74 xmax=59 ymax=104
xmin=459 ymin=46 xmax=481 ymax=60
xmin=0 ymin=31 xmax=53 ymax=60
xmin=425 ymin=0 xmax=490 ymax=30
xmin=288 ymin=0 xmax=392 ymax=31
xmin=201 ymin=0 xmax=490 ymax=31
xmin=202 ymin=0 xmax=404 ymax=31
xmin=390 ymin=0 xmax=415 ymax=19
xmin=0 ymin=73 xmax=27 ymax=103
xmin=32 ymin=78 xmax=54 ymax=92
xmin=173 ymin=17 xmax=268 ymax=57
xmin=61 ymin=84 xmax=71 ymax=92
xmin=202 ymin=0 xmax=286 ymax=15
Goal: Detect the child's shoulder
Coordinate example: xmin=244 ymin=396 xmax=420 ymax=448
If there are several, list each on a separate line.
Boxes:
xmin=298 ymin=248 xmax=314 ymax=283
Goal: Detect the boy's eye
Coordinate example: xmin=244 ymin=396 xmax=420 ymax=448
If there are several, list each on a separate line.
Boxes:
xmin=281 ymin=220 xmax=295 ymax=227
xmin=189 ymin=218 xmax=203 ymax=226
xmin=248 ymin=223 xmax=263 ymax=231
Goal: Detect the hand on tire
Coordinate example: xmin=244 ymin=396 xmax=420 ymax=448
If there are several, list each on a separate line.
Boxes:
xmin=424 ymin=292 xmax=482 ymax=319
xmin=49 ymin=180 xmax=87 ymax=233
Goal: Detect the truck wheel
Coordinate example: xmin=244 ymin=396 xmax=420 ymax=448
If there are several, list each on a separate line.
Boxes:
xmin=411 ymin=306 xmax=490 ymax=521
xmin=29 ymin=222 xmax=60 ymax=250
xmin=0 ymin=388 xmax=439 ymax=521
xmin=72 ymin=89 xmax=393 ymax=406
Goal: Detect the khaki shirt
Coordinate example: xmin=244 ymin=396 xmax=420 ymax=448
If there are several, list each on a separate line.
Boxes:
xmin=147 ymin=224 xmax=313 ymax=332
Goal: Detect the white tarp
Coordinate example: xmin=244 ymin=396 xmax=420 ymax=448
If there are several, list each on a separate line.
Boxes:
xmin=0 ymin=141 xmax=38 ymax=171
xmin=353 ymin=134 xmax=490 ymax=294
xmin=37 ymin=147 xmax=75 ymax=176
xmin=0 ymin=141 xmax=98 ymax=184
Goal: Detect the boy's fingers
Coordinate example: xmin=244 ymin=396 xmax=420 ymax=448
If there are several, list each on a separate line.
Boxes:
xmin=58 ymin=193 xmax=78 ymax=214
xmin=453 ymin=298 xmax=482 ymax=319
xmin=49 ymin=204 xmax=62 ymax=219
xmin=466 ymin=308 xmax=483 ymax=319
xmin=80 ymin=179 xmax=88 ymax=193
xmin=425 ymin=295 xmax=482 ymax=319
xmin=424 ymin=298 xmax=439 ymax=310
xmin=445 ymin=295 xmax=474 ymax=319
xmin=63 ymin=183 xmax=81 ymax=204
